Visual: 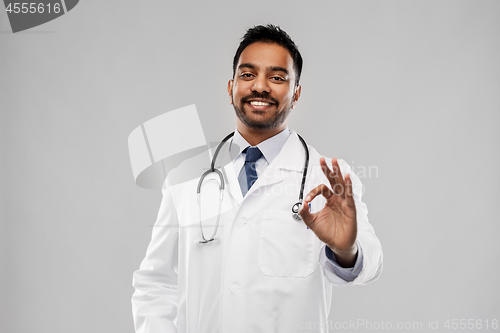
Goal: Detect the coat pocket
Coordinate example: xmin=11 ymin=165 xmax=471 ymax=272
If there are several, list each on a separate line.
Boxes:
xmin=258 ymin=210 xmax=315 ymax=278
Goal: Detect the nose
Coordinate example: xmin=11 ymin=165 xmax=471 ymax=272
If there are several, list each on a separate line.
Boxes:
xmin=251 ymin=75 xmax=270 ymax=94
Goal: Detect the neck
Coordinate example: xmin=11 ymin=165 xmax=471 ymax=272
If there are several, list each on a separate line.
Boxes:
xmin=236 ymin=121 xmax=287 ymax=146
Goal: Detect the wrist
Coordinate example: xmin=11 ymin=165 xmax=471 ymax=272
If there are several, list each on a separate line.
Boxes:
xmin=328 ymin=243 xmax=358 ymax=268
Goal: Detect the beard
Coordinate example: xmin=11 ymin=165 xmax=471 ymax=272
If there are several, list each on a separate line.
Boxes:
xmin=232 ymin=93 xmax=292 ymax=130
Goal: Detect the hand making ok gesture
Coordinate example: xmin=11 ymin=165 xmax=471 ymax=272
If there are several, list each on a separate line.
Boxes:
xmin=300 ymin=157 xmax=358 ymax=268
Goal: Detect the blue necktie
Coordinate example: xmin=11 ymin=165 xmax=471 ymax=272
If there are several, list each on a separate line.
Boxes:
xmin=244 ymin=147 xmax=263 ymax=194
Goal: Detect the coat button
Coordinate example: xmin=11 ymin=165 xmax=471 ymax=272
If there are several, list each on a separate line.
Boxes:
xmin=237 ymin=218 xmax=246 ymax=227
xmin=230 ymin=285 xmax=239 ymax=293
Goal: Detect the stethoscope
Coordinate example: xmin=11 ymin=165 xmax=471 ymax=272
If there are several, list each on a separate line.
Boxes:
xmin=196 ymin=132 xmax=309 ymax=243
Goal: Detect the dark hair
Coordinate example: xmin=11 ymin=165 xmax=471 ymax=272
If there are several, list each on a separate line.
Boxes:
xmin=232 ymin=24 xmax=303 ymax=85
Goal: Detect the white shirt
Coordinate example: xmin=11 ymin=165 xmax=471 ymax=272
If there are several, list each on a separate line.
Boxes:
xmin=132 ymin=130 xmax=383 ymax=333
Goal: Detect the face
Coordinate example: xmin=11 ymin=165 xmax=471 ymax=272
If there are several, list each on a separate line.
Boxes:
xmin=228 ymin=42 xmax=301 ymax=132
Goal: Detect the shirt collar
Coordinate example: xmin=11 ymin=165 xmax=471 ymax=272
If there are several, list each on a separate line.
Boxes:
xmin=230 ymin=127 xmax=291 ymax=164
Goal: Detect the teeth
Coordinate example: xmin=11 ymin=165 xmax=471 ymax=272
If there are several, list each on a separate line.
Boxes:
xmin=249 ymin=101 xmax=270 ymax=106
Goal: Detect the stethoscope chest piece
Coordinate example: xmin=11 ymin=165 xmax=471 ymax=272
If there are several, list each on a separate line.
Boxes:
xmin=292 ymin=202 xmax=303 ymax=221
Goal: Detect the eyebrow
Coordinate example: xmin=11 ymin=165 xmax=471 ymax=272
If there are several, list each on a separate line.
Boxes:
xmin=238 ymin=63 xmax=289 ymax=75
xmin=238 ymin=63 xmax=256 ymax=70
xmin=270 ymin=66 xmax=289 ymax=75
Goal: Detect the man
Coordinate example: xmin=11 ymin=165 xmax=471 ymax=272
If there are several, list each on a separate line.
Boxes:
xmin=132 ymin=24 xmax=382 ymax=333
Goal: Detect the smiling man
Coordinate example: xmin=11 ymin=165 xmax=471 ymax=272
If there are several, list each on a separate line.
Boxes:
xmin=132 ymin=24 xmax=383 ymax=333
xmin=229 ymin=41 xmax=300 ymax=144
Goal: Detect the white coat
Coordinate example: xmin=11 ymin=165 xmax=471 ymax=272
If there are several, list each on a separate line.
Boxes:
xmin=132 ymin=131 xmax=383 ymax=333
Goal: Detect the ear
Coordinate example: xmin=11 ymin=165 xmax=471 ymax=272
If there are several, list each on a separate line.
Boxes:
xmin=291 ymin=84 xmax=301 ymax=109
xmin=227 ymin=80 xmax=234 ymax=104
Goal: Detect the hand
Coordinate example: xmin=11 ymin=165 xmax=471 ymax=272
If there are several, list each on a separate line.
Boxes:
xmin=300 ymin=157 xmax=358 ymax=267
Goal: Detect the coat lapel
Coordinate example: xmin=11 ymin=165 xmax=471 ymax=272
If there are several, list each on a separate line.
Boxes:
xmin=222 ymin=161 xmax=243 ymax=205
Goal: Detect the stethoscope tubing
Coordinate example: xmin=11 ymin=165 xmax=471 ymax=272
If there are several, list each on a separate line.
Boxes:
xmin=197 ymin=131 xmax=309 ymax=243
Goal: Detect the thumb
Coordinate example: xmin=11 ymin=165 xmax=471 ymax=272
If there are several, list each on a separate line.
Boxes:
xmin=299 ymin=201 xmax=316 ymax=227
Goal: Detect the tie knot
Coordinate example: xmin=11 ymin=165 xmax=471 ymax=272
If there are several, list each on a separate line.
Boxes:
xmin=245 ymin=147 xmax=263 ymax=163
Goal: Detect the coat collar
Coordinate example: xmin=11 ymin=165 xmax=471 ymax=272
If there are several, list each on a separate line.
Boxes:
xmin=273 ymin=130 xmax=307 ymax=172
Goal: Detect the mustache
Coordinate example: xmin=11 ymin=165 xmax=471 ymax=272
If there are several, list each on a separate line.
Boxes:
xmin=241 ymin=93 xmax=279 ymax=106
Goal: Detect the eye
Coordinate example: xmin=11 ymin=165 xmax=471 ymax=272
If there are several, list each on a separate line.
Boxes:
xmin=240 ymin=73 xmax=254 ymax=79
xmin=270 ymin=76 xmax=285 ymax=82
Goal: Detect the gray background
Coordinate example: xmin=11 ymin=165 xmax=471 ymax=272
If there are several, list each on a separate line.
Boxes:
xmin=1 ymin=1 xmax=499 ymax=332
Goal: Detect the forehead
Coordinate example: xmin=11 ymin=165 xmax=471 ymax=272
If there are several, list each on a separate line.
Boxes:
xmin=237 ymin=42 xmax=295 ymax=73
